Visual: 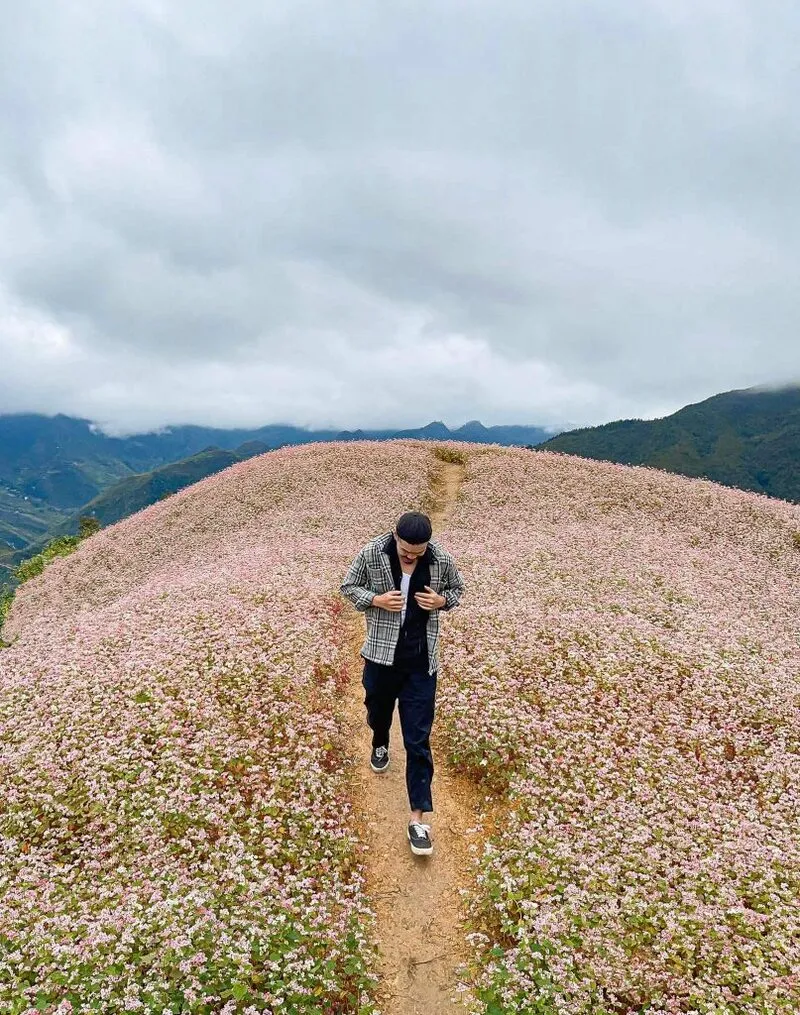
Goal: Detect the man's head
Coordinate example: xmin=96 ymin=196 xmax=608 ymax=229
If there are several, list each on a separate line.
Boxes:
xmin=394 ymin=511 xmax=432 ymax=566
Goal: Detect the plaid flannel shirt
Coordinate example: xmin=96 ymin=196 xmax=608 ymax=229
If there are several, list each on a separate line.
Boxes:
xmin=340 ymin=530 xmax=465 ymax=675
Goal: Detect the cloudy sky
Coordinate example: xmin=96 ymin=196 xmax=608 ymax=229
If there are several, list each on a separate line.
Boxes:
xmin=1 ymin=0 xmax=798 ymax=436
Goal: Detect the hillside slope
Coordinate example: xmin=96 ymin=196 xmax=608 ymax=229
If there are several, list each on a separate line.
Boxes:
xmin=536 ymin=384 xmax=800 ymax=503
xmin=435 ymin=447 xmax=800 ymax=1010
xmin=0 ymin=439 xmax=437 ymax=1013
xmin=2 ymin=441 xmax=799 ymax=1013
xmin=29 ymin=444 xmax=270 ymax=547
xmin=0 ymin=444 xmax=273 ymax=586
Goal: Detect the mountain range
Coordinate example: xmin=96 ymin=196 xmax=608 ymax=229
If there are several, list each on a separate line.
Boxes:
xmin=537 ymin=384 xmax=799 ymax=505
xmin=2 ymin=382 xmax=798 ymax=586
xmin=0 ymin=414 xmax=554 ymax=579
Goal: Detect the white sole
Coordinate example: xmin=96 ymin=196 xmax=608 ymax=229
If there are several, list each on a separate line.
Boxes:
xmin=370 ymin=760 xmax=389 ymax=773
xmin=407 ymin=831 xmax=433 ymax=856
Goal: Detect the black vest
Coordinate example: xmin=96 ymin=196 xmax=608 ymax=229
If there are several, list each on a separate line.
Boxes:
xmin=383 ymin=535 xmax=431 ymax=668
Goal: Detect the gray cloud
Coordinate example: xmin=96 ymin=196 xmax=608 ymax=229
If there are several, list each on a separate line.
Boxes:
xmin=1 ymin=0 xmax=799 ymax=435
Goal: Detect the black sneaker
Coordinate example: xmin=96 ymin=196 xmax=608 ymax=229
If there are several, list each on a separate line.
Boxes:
xmin=407 ymin=821 xmax=433 ymax=856
xmin=370 ymin=745 xmax=389 ymax=773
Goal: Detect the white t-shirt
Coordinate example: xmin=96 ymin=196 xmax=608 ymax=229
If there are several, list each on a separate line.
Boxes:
xmin=400 ymin=572 xmax=411 ymax=625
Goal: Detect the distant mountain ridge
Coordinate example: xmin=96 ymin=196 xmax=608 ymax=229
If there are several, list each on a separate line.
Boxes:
xmin=0 ymin=413 xmax=554 ymax=576
xmin=537 ymin=384 xmax=800 ymax=504
xmin=5 ymin=382 xmax=797 ymax=583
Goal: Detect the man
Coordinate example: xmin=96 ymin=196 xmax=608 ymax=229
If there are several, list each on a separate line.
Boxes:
xmin=340 ymin=510 xmax=465 ymax=856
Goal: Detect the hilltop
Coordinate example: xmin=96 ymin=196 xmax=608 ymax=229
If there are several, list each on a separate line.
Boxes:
xmin=0 ymin=412 xmax=553 ymax=576
xmin=1 ymin=440 xmax=798 ymax=1013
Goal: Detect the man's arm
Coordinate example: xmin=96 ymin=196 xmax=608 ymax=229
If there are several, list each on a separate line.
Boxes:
xmin=438 ymin=556 xmax=465 ymax=612
xmin=340 ymin=548 xmax=376 ymax=613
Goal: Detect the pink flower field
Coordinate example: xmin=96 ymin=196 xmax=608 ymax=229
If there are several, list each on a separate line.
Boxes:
xmin=1 ymin=438 xmax=798 ymax=1014
xmin=436 ymin=446 xmax=800 ymax=1014
xmin=0 ymin=441 xmax=433 ymax=1015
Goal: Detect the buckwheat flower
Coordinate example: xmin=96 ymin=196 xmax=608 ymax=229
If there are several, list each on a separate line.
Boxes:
xmin=2 ymin=441 xmax=428 ymax=1012
xmin=434 ymin=445 xmax=800 ymax=1010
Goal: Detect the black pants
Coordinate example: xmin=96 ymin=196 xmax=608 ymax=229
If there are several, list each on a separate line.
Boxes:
xmin=361 ymin=656 xmax=437 ymax=813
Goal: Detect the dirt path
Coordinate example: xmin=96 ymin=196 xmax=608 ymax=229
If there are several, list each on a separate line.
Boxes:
xmin=340 ymin=457 xmax=481 ymax=1014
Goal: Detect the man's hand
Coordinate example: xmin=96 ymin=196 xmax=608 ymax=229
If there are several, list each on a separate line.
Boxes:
xmin=414 ymin=585 xmax=446 ymax=611
xmin=372 ymin=590 xmax=404 ymax=611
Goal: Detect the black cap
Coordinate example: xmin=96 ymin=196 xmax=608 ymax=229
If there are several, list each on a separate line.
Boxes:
xmin=395 ymin=511 xmax=432 ymax=543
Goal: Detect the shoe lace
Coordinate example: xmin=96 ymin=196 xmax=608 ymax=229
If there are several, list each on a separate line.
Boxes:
xmin=410 ymin=822 xmax=431 ymax=837
xmin=375 ymin=746 xmax=388 ymax=758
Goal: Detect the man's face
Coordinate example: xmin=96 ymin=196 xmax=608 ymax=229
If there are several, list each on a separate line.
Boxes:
xmin=394 ymin=532 xmax=427 ymax=567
